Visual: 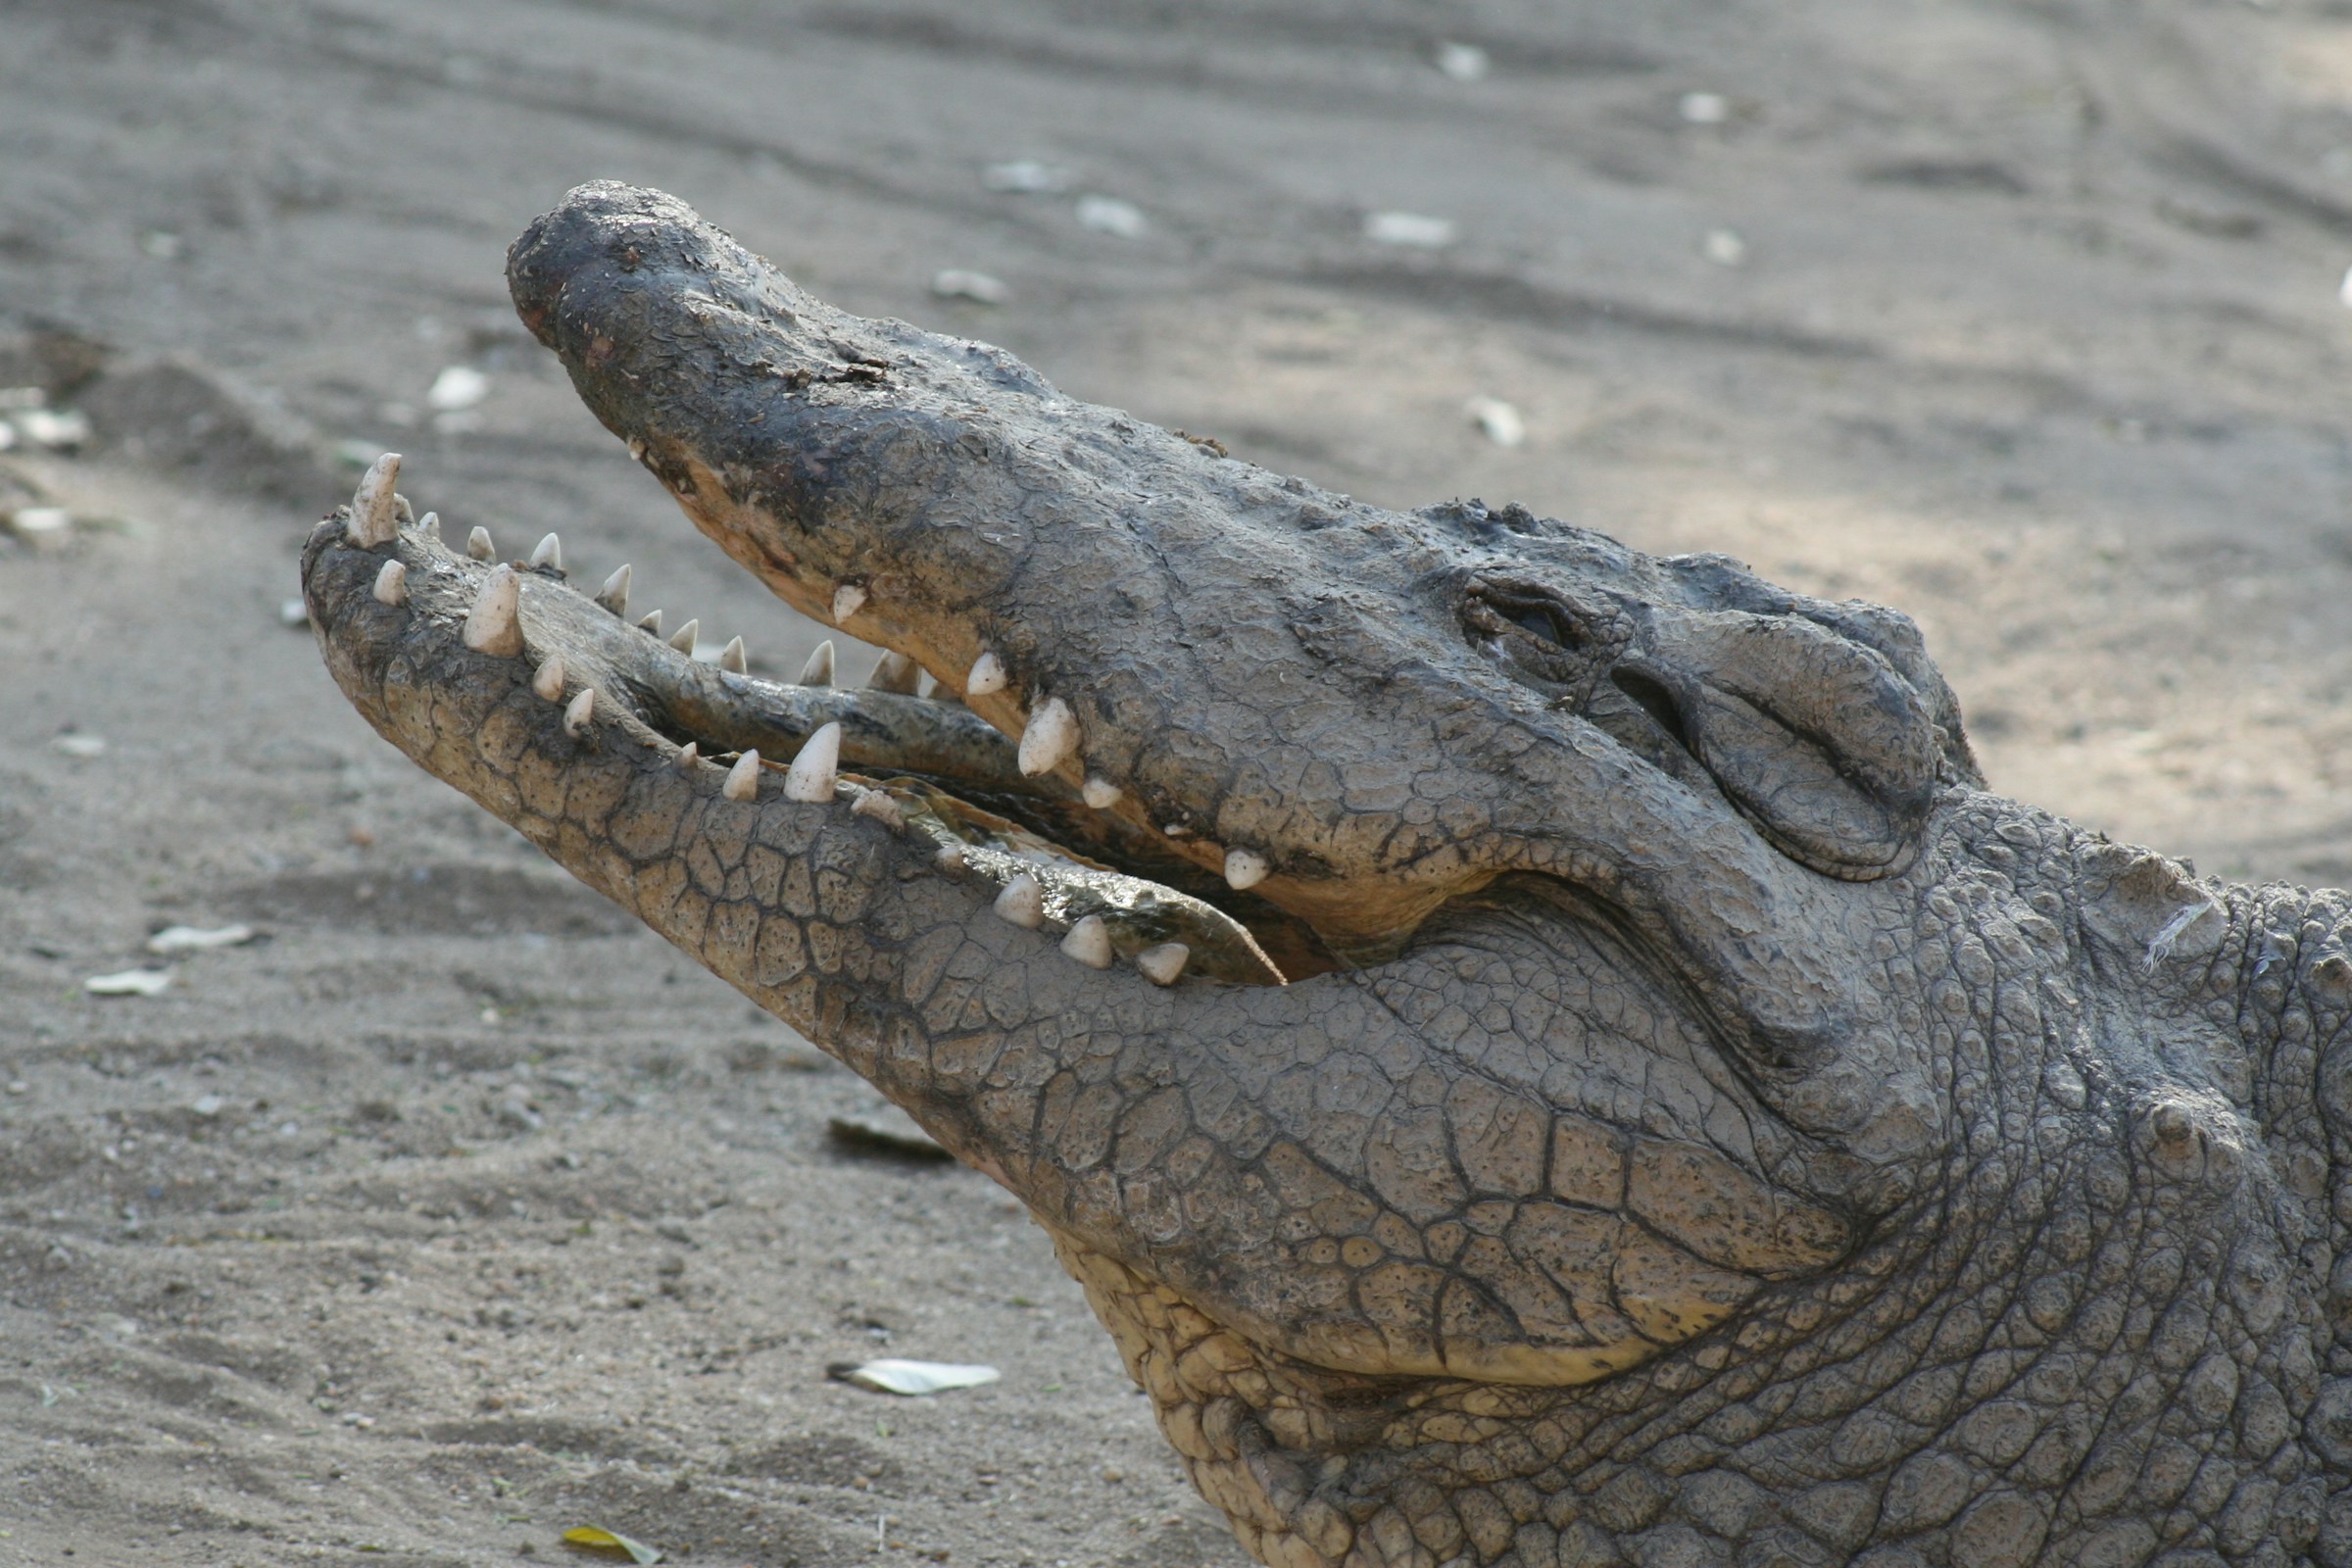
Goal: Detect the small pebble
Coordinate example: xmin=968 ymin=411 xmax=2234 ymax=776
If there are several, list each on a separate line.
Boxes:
xmin=10 ymin=506 xmax=71 ymax=537
xmin=1702 ymin=227 xmax=1748 ymax=268
xmin=51 ymin=734 xmax=107 ymax=759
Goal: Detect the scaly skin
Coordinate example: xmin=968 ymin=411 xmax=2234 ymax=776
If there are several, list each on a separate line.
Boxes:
xmin=300 ymin=183 xmax=2351 ymax=1565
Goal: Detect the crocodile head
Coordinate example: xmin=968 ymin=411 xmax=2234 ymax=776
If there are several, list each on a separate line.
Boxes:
xmin=302 ymin=185 xmax=2332 ymax=1566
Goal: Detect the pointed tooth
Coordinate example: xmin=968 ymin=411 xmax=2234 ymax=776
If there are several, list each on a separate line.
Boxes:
xmin=964 ymin=651 xmax=1007 ymax=697
xmin=667 ymin=617 xmax=700 ymax=655
xmin=636 ymin=609 xmax=664 ymax=637
xmin=994 ymin=872 xmax=1045 ymax=929
xmin=564 ymin=687 xmax=596 ymax=736
xmin=934 ymin=843 xmax=969 ymax=873
xmin=393 ymin=493 xmax=415 ymax=525
xmin=831 ymin=582 xmax=867 ymax=622
xmin=1224 ymin=848 xmax=1269 ymax=891
xmin=784 ymin=720 xmax=842 ymax=803
xmin=927 ymin=673 xmax=964 ymax=708
xmin=466 ymin=525 xmax=496 ymax=562
xmin=346 ymin=452 xmax=402 ymax=546
xmin=462 ymin=564 xmax=524 ymax=657
xmin=1081 ymin=777 xmax=1121 ymax=809
xmin=596 ymin=564 xmax=632 ymax=615
xmin=867 ymin=650 xmax=921 ymax=694
xmin=718 ymin=636 xmax=748 ymax=674
xmin=1060 ymin=914 xmax=1113 ymax=970
xmin=1136 ymin=942 xmax=1190 ymax=986
xmin=722 ymin=750 xmax=762 ymax=802
xmin=1017 ymin=696 xmax=1079 ymax=777
xmin=528 ymin=532 xmax=562 ymax=571
xmin=676 ymin=740 xmax=701 ymax=770
xmin=371 ymin=559 xmax=408 ymax=606
xmin=531 ymin=655 xmax=566 ymax=701
xmin=418 ymin=511 xmax=441 ymax=540
xmin=797 ymin=640 xmax=836 ymax=687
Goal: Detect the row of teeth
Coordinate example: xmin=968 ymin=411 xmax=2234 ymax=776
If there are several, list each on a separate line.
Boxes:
xmin=347 ymin=454 xmax=1202 ymax=986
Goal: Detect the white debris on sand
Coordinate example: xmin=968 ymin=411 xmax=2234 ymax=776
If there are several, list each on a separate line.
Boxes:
xmin=838 ymin=1359 xmax=1002 ymax=1396
xmin=1465 ymin=396 xmax=1526 ymax=448
xmin=426 ymin=366 xmax=488 ymax=413
xmin=1434 ymin=41 xmax=1489 ymax=81
xmin=146 ymin=924 xmax=257 ymax=956
xmin=932 ymin=270 xmax=1009 ymax=305
xmin=84 ymin=969 xmax=172 ymax=997
xmin=982 ymin=159 xmax=1071 ymax=194
xmin=1365 ymin=211 xmax=1457 ymax=249
xmin=1075 ymin=195 xmax=1146 ymax=238
xmin=1702 ymin=227 xmax=1749 ymax=268
xmin=1679 ymin=91 xmax=1730 ymax=124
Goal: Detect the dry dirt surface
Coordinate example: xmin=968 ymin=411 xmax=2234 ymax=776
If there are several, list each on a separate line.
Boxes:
xmin=6 ymin=2 xmax=2352 ymax=1564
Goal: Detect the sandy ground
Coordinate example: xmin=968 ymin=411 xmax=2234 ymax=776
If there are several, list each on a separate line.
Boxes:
xmin=6 ymin=1 xmax=2352 ymax=1563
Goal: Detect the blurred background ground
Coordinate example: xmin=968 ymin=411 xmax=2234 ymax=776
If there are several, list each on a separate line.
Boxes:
xmin=3 ymin=1 xmax=2352 ymax=1563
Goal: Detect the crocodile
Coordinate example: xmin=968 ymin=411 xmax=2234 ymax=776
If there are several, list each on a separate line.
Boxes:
xmin=299 ymin=182 xmax=2352 ymax=1567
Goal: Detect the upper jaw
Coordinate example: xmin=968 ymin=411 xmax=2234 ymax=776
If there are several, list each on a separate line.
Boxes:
xmin=503 ymin=184 xmax=1786 ymax=960
xmin=501 ymin=184 xmax=1972 ymax=1128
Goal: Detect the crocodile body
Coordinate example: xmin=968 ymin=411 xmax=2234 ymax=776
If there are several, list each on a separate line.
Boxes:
xmin=299 ymin=183 xmax=2352 ymax=1566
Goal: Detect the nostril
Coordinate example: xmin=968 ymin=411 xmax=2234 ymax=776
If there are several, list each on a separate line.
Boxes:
xmin=1611 ymin=668 xmax=1693 ymax=758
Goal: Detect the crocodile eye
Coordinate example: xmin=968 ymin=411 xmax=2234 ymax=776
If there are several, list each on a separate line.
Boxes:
xmin=1512 ymin=604 xmax=1581 ymax=649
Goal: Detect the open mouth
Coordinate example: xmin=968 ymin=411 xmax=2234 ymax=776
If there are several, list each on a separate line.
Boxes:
xmin=303 ymin=457 xmax=1306 ymax=990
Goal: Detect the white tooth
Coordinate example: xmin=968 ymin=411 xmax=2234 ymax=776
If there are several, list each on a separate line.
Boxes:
xmin=1224 ymin=848 xmax=1269 ymax=891
xmin=371 ymin=559 xmax=408 ymax=606
xmin=718 ymin=636 xmax=748 ymax=674
xmin=868 ymin=650 xmax=920 ymax=693
xmin=926 ymin=673 xmax=964 ymax=707
xmin=596 ymin=564 xmax=632 ymax=615
xmin=531 ymin=655 xmax=566 ymax=701
xmin=394 ymin=494 xmax=415 ymax=525
xmin=462 ymin=564 xmax=524 ymax=657
xmin=832 ymin=582 xmax=867 ymax=622
xmin=528 ymin=532 xmax=562 ymax=571
xmin=1060 ymin=914 xmax=1113 ymax=969
xmin=964 ymin=651 xmax=1007 ymax=697
xmin=564 ymin=687 xmax=596 ymax=736
xmin=677 ymin=740 xmax=701 ymax=769
xmin=934 ymin=843 xmax=969 ymax=873
xmin=994 ymin=872 xmax=1045 ymax=929
xmin=346 ymin=452 xmax=402 ymax=546
xmin=1081 ymin=777 xmax=1121 ymax=809
xmin=797 ymin=640 xmax=836 ymax=687
xmin=1136 ymin=942 xmax=1190 ymax=986
xmin=784 ymin=720 xmax=842 ymax=803
xmin=723 ymin=750 xmax=763 ymax=802
xmin=636 ymin=609 xmax=664 ymax=637
xmin=852 ymin=788 xmax=906 ymax=830
xmin=1017 ymin=697 xmax=1078 ymax=777
xmin=418 ymin=511 xmax=441 ymax=540
xmin=466 ymin=525 xmax=496 ymax=562
xmin=668 ymin=617 xmax=700 ymax=655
